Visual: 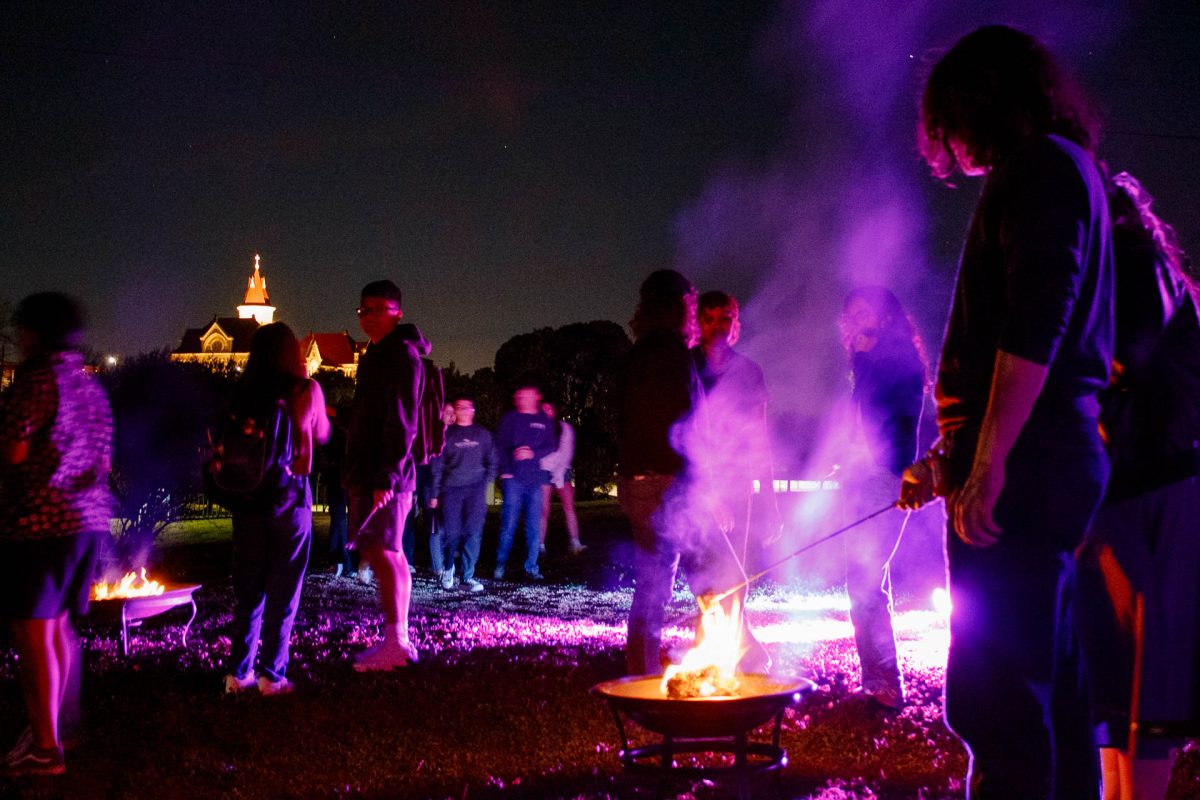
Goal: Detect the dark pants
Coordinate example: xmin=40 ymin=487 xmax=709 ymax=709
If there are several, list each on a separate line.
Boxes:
xmin=442 ymin=481 xmax=488 ymax=582
xmin=620 ymin=475 xmax=683 ymax=676
xmin=495 ymin=478 xmax=544 ymax=576
xmin=945 ymin=426 xmax=1106 ymax=799
xmin=326 ymin=482 xmax=353 ymax=573
xmin=229 ymin=483 xmax=312 ymax=682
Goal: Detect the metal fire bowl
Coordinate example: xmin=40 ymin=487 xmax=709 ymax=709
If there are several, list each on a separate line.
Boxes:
xmin=89 ymin=583 xmax=202 ymax=655
xmin=591 ymin=674 xmax=815 ymax=738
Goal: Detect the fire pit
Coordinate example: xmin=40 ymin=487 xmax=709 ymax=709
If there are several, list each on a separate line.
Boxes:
xmin=592 ymin=673 xmax=815 ymax=800
xmin=90 ymin=579 xmax=201 ymax=656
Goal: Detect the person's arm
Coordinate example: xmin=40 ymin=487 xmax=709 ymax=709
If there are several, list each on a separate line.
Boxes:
xmin=482 ymin=429 xmax=498 ymax=483
xmin=290 ymin=379 xmax=330 ymax=476
xmin=1 ymin=370 xmax=50 ymax=466
xmin=495 ymin=417 xmax=513 ymax=479
xmin=952 ymin=351 xmax=1047 ymax=545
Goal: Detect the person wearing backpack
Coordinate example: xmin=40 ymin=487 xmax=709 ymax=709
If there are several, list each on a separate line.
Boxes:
xmin=345 ymin=280 xmax=425 ymax=671
xmin=221 ymin=322 xmax=330 ymax=696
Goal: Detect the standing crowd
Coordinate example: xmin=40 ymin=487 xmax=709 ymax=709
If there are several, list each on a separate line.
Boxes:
xmin=1 ymin=23 xmax=1196 ymax=800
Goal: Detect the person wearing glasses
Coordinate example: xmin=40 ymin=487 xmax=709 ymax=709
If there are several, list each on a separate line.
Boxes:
xmin=344 ymin=280 xmax=425 ymax=672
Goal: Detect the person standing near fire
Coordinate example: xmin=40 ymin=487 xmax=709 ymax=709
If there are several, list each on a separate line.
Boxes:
xmin=617 ymin=269 xmax=703 ymax=676
xmin=836 ymin=286 xmax=927 ymax=712
xmin=901 ymin=25 xmax=1114 ymax=798
xmin=222 ymin=322 xmax=330 ymax=696
xmin=345 ymin=280 xmax=425 ymax=671
xmin=1 ymin=293 xmax=112 ymax=777
xmin=688 ymin=290 xmax=777 ymax=674
xmin=492 ymin=378 xmax=556 ymax=581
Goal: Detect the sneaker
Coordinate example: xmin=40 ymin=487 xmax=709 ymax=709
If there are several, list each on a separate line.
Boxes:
xmin=862 ymin=684 xmax=905 ymax=712
xmin=539 ymin=544 xmax=547 ymax=557
xmin=4 ymin=727 xmax=33 ymax=768
xmin=492 ymin=566 xmax=505 ymax=581
xmin=464 ymin=578 xmax=485 ymax=594
xmin=568 ymin=541 xmax=588 ymax=555
xmin=224 ymin=673 xmax=256 ymax=695
xmin=352 ymin=639 xmax=417 ymax=672
xmin=524 ymin=570 xmax=545 ymax=582
xmin=257 ymin=675 xmax=294 ymax=696
xmin=356 ymin=565 xmax=374 ymax=585
xmin=440 ymin=569 xmax=455 ymax=590
xmin=5 ymin=743 xmax=64 ymax=777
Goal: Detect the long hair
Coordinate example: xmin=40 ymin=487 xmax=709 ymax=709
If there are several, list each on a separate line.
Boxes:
xmin=1109 ymin=171 xmax=1196 ymax=301
xmin=920 ymin=25 xmax=1099 ymax=178
xmin=840 ymin=286 xmax=930 ymax=381
xmin=629 ymin=269 xmax=698 ymax=345
xmin=234 ymin=322 xmax=306 ymax=415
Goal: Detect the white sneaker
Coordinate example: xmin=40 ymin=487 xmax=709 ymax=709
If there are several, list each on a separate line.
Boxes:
xmin=352 ymin=639 xmax=418 ymax=672
xmin=465 ymin=578 xmax=485 ymax=594
xmin=356 ymin=565 xmax=374 ymax=585
xmin=440 ymin=569 xmax=455 ymax=590
xmin=568 ymin=541 xmax=587 ymax=555
xmin=257 ymin=675 xmax=294 ymax=696
xmin=223 ymin=673 xmax=256 ymax=695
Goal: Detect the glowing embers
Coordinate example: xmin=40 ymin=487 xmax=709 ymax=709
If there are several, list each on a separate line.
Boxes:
xmin=93 ymin=568 xmax=166 ymax=601
xmin=661 ymin=597 xmax=746 ymax=699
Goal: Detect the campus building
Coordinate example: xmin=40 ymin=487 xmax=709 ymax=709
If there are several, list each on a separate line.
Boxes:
xmin=172 ymin=254 xmax=362 ymax=377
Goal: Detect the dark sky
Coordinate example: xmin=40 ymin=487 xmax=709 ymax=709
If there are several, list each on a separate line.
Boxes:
xmin=3 ymin=1 xmax=1199 ymax=374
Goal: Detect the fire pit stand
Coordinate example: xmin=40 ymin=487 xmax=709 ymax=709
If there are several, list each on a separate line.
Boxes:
xmin=593 ymin=674 xmax=815 ymax=800
xmin=91 ymin=584 xmax=201 ymax=656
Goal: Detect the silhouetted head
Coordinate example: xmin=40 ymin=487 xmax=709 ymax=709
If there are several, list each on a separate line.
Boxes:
xmin=919 ymin=25 xmax=1098 ymax=178
xmin=14 ymin=292 xmax=85 ymax=357
xmin=630 ymin=269 xmax=698 ymax=345
xmin=357 ymin=280 xmax=404 ymax=344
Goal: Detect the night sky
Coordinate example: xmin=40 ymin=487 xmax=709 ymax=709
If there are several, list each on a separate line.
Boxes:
xmin=3 ymin=2 xmax=1199 ymax=389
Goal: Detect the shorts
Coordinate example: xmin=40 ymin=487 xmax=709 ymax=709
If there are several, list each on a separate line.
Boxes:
xmin=348 ymin=490 xmax=414 ymax=553
xmin=0 ymin=530 xmax=103 ymax=619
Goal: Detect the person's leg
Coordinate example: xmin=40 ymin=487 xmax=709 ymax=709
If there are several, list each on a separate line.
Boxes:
xmin=12 ymin=617 xmax=63 ymax=749
xmin=328 ymin=486 xmax=350 ymax=575
xmin=229 ymin=513 xmax=268 ymax=680
xmin=259 ymin=497 xmax=313 ymax=682
xmin=521 ymin=481 xmax=544 ymax=576
xmin=621 ymin=476 xmax=680 ymax=675
xmin=429 ymin=506 xmax=445 ymax=575
xmin=494 ymin=479 xmax=519 ymax=577
xmin=441 ymin=486 xmax=466 ymax=579
xmin=400 ymin=505 xmax=417 ymax=569
xmin=462 ymin=482 xmax=488 ymax=583
xmin=372 ymin=491 xmax=414 ymax=642
xmin=539 ymin=483 xmax=552 ymax=547
xmin=560 ymin=483 xmax=583 ymax=550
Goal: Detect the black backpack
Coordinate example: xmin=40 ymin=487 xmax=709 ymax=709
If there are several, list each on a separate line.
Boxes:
xmin=204 ymin=398 xmax=299 ymax=514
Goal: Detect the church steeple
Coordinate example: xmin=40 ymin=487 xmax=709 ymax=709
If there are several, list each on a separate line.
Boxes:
xmin=237 ymin=253 xmax=277 ymax=325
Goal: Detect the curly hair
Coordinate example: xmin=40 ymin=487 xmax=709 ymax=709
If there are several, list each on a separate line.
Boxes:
xmin=840 ymin=286 xmax=930 ymax=381
xmin=629 ymin=269 xmax=698 ymax=345
xmin=919 ymin=25 xmax=1099 ymax=179
xmin=1109 ymin=171 xmax=1197 ymax=300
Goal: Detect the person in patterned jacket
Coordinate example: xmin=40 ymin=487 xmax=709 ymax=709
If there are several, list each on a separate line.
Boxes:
xmin=1 ymin=293 xmax=113 ymax=777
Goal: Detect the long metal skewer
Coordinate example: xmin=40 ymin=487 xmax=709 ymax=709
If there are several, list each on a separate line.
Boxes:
xmin=697 ymin=501 xmax=898 ymax=612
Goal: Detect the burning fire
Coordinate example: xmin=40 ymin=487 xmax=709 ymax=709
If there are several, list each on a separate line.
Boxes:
xmin=661 ymin=597 xmax=746 ymax=699
xmin=93 ymin=568 xmax=166 ymax=600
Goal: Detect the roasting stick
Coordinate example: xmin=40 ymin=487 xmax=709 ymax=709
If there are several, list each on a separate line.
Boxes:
xmin=696 ymin=501 xmax=899 ymax=614
xmin=346 ymin=502 xmax=383 ymax=550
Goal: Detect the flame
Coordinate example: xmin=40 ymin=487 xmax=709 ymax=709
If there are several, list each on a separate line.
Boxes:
xmin=93 ymin=568 xmax=166 ymax=600
xmin=660 ymin=597 xmax=746 ymax=698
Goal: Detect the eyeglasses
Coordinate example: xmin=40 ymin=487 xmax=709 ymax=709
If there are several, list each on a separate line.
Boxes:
xmin=356 ymin=305 xmax=399 ymax=317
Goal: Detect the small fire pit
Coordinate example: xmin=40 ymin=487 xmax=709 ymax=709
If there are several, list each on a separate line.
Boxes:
xmin=90 ymin=572 xmax=201 ymax=656
xmin=592 ymin=673 xmax=815 ymax=800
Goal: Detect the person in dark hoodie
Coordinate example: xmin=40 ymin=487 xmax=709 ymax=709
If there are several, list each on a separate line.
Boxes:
xmin=344 ymin=280 xmax=425 ymax=672
xmin=430 ymin=396 xmax=496 ymax=593
xmin=837 ymin=286 xmax=926 ymax=711
xmin=492 ymin=378 xmax=556 ymax=581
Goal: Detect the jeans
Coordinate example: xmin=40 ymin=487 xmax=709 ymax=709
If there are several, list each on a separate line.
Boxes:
xmin=229 ymin=481 xmax=312 ymax=682
xmin=495 ymin=478 xmax=544 ymax=576
xmin=842 ymin=470 xmax=903 ymax=695
xmin=619 ymin=475 xmax=682 ymax=675
xmin=944 ymin=422 xmax=1106 ymax=799
xmin=441 ymin=481 xmax=488 ymax=581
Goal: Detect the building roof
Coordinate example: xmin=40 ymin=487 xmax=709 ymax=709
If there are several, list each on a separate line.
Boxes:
xmin=175 ymin=317 xmax=262 ymax=354
xmin=243 ymin=254 xmax=271 ymax=306
xmin=301 ymin=331 xmax=359 ymax=366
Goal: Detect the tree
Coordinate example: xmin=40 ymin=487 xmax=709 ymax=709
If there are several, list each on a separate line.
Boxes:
xmin=493 ymin=321 xmax=631 ymax=497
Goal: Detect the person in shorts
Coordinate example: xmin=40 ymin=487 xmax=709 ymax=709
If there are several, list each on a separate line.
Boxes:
xmin=1 ymin=292 xmax=113 ymax=777
xmin=344 ymin=280 xmax=425 ymax=671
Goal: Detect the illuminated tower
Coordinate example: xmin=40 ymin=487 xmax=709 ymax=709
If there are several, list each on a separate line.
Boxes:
xmin=236 ymin=254 xmax=276 ymax=325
